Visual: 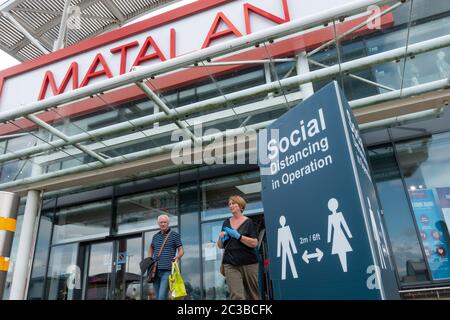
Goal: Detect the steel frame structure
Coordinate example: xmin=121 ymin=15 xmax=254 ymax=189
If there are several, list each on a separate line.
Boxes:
xmin=0 ymin=0 xmax=449 ymax=192
xmin=0 ymin=0 xmax=180 ymax=61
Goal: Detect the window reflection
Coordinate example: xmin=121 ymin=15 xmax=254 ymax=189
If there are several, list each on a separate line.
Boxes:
xmin=201 ymin=171 xmax=262 ymax=221
xmin=52 ymin=200 xmax=111 ymax=244
xmin=117 ymin=187 xmax=177 ymax=234
xmin=84 ymin=242 xmax=113 ymax=300
xmin=396 ymin=132 xmax=450 ymax=280
xmin=369 ymin=146 xmax=430 ymax=284
xmin=179 ymin=182 xmax=202 ymax=300
xmin=28 ymin=213 xmax=53 ymax=300
xmin=0 ymin=134 xmax=36 ymax=182
xmin=115 ymin=237 xmax=142 ymax=300
xmin=202 ymin=221 xmax=227 ymax=300
xmin=46 ymin=243 xmax=78 ymax=300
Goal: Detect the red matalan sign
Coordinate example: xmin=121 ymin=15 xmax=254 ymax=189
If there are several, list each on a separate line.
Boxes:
xmin=0 ymin=0 xmax=393 ymax=135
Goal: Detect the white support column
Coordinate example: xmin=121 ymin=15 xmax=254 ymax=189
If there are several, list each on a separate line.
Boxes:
xmin=297 ymin=52 xmax=314 ymax=98
xmin=9 ymin=131 xmax=45 ymax=300
xmin=9 ymin=190 xmax=41 ymax=300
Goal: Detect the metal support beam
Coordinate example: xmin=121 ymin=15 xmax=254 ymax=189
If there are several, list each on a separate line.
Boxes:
xmin=0 ymin=27 xmax=450 ymax=126
xmin=0 ymin=133 xmax=29 ymax=140
xmin=5 ymin=12 xmax=54 ymax=50
xmin=33 ymin=91 xmax=302 ymax=164
xmin=13 ymin=7 xmax=118 ymax=22
xmin=0 ymin=120 xmax=271 ymax=190
xmin=1 ymin=31 xmax=448 ymax=126
xmin=1 ymin=11 xmax=50 ymax=54
xmin=359 ymin=107 xmax=444 ymax=132
xmin=191 ymin=58 xmax=296 ymax=67
xmin=0 ymin=0 xmax=28 ymax=12
xmin=36 ymin=0 xmax=102 ymax=36
xmin=8 ymin=0 xmax=104 ymax=55
xmin=0 ymin=59 xmax=449 ymax=165
xmin=0 ymin=0 xmax=402 ymax=122
xmin=349 ymin=78 xmax=450 ymax=108
xmin=100 ymin=0 xmax=125 ymax=23
xmin=135 ymin=81 xmax=198 ymax=143
xmin=53 ymin=0 xmax=72 ymax=51
xmin=308 ymin=58 xmax=396 ymax=92
xmin=307 ymin=1 xmax=404 ymax=57
xmin=297 ymin=52 xmax=314 ymax=98
xmin=25 ymin=114 xmax=108 ymax=164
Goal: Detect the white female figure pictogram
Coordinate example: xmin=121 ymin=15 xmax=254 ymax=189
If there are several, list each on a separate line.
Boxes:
xmin=327 ymin=198 xmax=353 ymax=272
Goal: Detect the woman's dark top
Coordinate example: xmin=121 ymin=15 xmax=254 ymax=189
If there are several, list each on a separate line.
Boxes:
xmin=222 ymin=218 xmax=258 ymax=266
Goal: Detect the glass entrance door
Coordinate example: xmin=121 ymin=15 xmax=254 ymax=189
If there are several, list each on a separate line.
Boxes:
xmin=113 ymin=237 xmax=142 ymax=300
xmin=81 ymin=235 xmax=143 ymax=300
xmin=83 ymin=242 xmax=114 ymax=300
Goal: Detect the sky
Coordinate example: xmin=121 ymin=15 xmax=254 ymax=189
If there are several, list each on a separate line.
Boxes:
xmin=0 ymin=0 xmax=194 ymax=72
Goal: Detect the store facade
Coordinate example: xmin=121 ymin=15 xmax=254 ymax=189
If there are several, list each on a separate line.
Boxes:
xmin=0 ymin=0 xmax=450 ymax=299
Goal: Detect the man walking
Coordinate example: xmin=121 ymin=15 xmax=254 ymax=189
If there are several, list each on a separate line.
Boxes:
xmin=148 ymin=214 xmax=184 ymax=300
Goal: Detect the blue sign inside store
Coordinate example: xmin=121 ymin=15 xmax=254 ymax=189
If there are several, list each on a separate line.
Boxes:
xmin=409 ymin=188 xmax=450 ymax=280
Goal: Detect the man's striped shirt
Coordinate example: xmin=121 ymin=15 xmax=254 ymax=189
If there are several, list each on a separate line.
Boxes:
xmin=151 ymin=229 xmax=182 ymax=270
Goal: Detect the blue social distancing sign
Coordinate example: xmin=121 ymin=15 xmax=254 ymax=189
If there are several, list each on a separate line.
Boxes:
xmin=258 ymin=82 xmax=399 ymax=299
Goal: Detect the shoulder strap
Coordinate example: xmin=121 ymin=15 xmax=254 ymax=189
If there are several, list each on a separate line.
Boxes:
xmin=157 ymin=230 xmax=172 ymax=258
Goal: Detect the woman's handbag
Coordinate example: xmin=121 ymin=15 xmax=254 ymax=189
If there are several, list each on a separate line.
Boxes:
xmin=219 ymin=259 xmax=225 ymax=276
xmin=147 ymin=260 xmax=158 ymax=283
xmin=219 ymin=237 xmax=231 ymax=277
xmin=169 ymin=261 xmax=187 ymax=300
xmin=139 ymin=256 xmax=155 ymax=274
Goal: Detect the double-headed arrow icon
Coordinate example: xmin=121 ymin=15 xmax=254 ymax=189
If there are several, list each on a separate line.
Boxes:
xmin=302 ymin=248 xmax=324 ymax=264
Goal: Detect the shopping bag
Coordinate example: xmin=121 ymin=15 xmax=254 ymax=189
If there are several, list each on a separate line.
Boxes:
xmin=168 ymin=261 xmax=187 ymax=300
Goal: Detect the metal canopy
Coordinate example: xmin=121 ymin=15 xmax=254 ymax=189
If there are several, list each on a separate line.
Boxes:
xmin=0 ymin=0 xmax=179 ymax=61
xmin=0 ymin=0 xmax=449 ymax=195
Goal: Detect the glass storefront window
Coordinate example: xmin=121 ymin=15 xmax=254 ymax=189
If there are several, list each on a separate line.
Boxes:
xmin=52 ymin=200 xmax=112 ymax=244
xmin=114 ymin=237 xmax=142 ymax=300
xmin=116 ymin=187 xmax=177 ymax=234
xmin=201 ymin=171 xmax=262 ymax=221
xmin=83 ymin=242 xmax=114 ymax=300
xmin=397 ymin=132 xmax=450 ymax=280
xmin=396 ymin=132 xmax=450 ymax=281
xmin=28 ymin=211 xmax=53 ymax=299
xmin=369 ymin=146 xmax=430 ymax=285
xmin=45 ymin=243 xmax=78 ymax=300
xmin=402 ymin=17 xmax=450 ymax=89
xmin=0 ymin=160 xmax=33 ymax=183
xmin=201 ymin=220 xmax=227 ymax=300
xmin=0 ymin=132 xmax=36 ymax=183
xmin=179 ymin=181 xmax=202 ymax=300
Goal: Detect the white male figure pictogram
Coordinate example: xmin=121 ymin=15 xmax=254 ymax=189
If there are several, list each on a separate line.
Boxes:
xmin=277 ymin=215 xmax=298 ymax=280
